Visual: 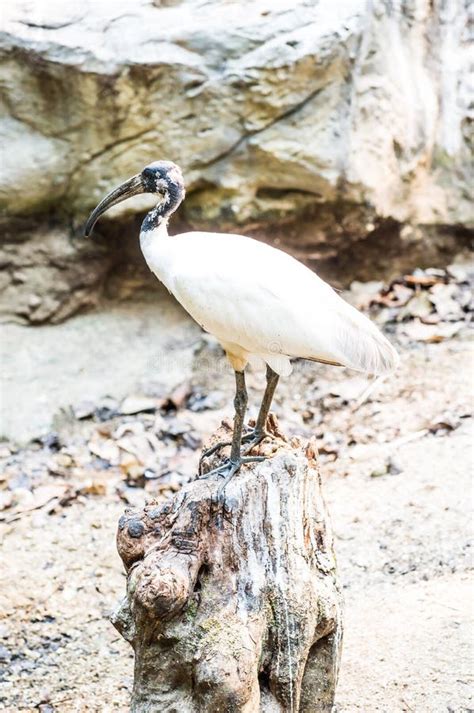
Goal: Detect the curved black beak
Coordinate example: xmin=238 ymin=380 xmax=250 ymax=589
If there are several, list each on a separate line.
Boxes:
xmin=84 ymin=174 xmax=145 ymax=237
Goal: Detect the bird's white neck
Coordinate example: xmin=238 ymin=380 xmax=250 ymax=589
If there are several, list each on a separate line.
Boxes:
xmin=140 ymin=219 xmax=178 ymax=292
xmin=140 ymin=216 xmax=169 ymax=250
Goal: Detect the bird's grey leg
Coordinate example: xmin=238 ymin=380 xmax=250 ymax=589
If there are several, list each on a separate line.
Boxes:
xmin=199 ymin=370 xmax=264 ymax=483
xmin=200 ymin=365 xmax=280 ymax=462
xmin=242 ymin=365 xmax=279 ymax=453
xmin=199 ymin=369 xmax=248 ymax=462
xmin=230 ymin=369 xmax=247 ymax=463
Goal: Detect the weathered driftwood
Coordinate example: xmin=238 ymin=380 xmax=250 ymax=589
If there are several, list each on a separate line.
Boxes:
xmin=112 ymin=417 xmax=343 ymax=713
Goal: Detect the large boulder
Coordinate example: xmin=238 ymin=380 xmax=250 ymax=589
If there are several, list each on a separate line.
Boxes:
xmin=0 ymin=0 xmax=471 ymax=322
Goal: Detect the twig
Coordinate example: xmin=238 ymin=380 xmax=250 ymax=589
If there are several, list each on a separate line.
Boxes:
xmin=351 ymin=375 xmax=387 ymax=411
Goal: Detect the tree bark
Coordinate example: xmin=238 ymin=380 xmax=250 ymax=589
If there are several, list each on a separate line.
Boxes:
xmin=112 ymin=417 xmax=343 ymax=713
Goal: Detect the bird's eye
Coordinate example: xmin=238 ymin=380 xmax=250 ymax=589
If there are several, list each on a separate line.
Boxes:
xmin=142 ymin=168 xmax=155 ymax=181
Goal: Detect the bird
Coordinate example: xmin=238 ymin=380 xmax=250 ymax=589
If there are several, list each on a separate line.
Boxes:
xmin=85 ymin=160 xmax=399 ymax=483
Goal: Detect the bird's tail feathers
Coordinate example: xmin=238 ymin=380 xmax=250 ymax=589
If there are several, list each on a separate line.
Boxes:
xmin=335 ymin=310 xmax=400 ymax=376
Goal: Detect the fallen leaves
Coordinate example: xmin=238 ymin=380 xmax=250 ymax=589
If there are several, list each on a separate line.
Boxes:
xmin=400 ymin=319 xmax=465 ymax=343
xmin=348 ymin=262 xmax=473 ymax=343
xmin=119 ymin=395 xmax=158 ymax=416
xmin=2 ymin=484 xmax=79 ymax=523
xmin=0 ymin=385 xmax=205 ymax=521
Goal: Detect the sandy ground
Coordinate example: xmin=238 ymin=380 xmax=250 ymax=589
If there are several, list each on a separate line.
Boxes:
xmin=0 ymin=291 xmax=473 ymax=712
xmin=0 ymin=292 xmax=199 ymax=443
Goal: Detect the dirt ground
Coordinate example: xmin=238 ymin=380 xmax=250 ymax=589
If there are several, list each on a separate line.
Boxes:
xmin=0 ymin=287 xmax=473 ymax=712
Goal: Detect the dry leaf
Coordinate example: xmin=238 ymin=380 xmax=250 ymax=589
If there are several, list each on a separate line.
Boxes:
xmin=347 ymin=281 xmax=384 ymax=310
xmin=428 ymin=412 xmax=461 ymax=433
xmin=401 ymin=320 xmax=463 ymax=343
xmin=168 ymin=382 xmax=191 ymax=409
xmin=80 ymin=479 xmax=107 ymax=496
xmin=429 ymin=283 xmax=464 ymax=321
xmin=73 ymin=401 xmax=96 ymax=420
xmin=397 ymin=292 xmax=433 ymax=320
xmin=116 ymin=435 xmax=155 ymax=463
xmin=120 ymin=396 xmax=157 ymax=415
xmin=403 ymin=273 xmax=442 ymax=287
xmin=383 ymin=283 xmax=413 ymax=307
xmin=88 ymin=437 xmax=120 ymax=465
xmin=114 ymin=421 xmax=145 ymax=438
xmin=447 ymin=262 xmax=470 ymax=283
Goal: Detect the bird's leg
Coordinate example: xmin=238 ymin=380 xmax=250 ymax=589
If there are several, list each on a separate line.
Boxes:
xmin=200 ymin=365 xmax=280 ymax=462
xmin=199 ymin=370 xmax=249 ymax=462
xmin=242 ymin=365 xmax=279 ymax=454
xmin=199 ymin=370 xmax=264 ymax=484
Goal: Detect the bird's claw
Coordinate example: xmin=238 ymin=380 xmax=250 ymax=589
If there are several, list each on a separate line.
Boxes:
xmin=200 ymin=428 xmax=268 ymax=464
xmin=198 ymin=455 xmax=266 ymax=504
xmin=241 ymin=428 xmax=266 ymax=455
xmin=200 ymin=439 xmax=232 ymax=462
xmin=199 ymin=454 xmax=266 ymax=480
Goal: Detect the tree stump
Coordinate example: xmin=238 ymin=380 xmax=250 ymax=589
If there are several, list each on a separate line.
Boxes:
xmin=112 ymin=417 xmax=343 ymax=713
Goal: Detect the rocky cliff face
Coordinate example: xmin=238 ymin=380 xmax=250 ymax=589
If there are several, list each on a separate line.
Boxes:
xmin=0 ymin=0 xmax=471 ymax=322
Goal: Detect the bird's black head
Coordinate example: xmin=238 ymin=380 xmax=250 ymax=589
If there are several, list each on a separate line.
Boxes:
xmin=84 ymin=160 xmax=185 ymax=237
xmin=140 ymin=160 xmax=184 ymax=195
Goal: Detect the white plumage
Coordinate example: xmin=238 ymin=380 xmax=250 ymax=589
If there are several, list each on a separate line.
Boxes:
xmin=85 ymin=160 xmax=399 ymax=478
xmin=140 ymin=222 xmax=399 ymax=377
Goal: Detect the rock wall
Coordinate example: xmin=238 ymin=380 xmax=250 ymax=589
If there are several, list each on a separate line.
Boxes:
xmin=0 ymin=0 xmax=472 ymax=322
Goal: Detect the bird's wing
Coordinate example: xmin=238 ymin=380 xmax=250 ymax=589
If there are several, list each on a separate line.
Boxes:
xmin=166 ymin=232 xmax=399 ymax=375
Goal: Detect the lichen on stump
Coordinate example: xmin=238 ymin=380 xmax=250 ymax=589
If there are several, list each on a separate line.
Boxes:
xmin=112 ymin=419 xmax=343 ymax=712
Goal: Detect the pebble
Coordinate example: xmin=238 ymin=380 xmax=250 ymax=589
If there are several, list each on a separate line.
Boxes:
xmin=0 ymin=644 xmax=12 ymax=663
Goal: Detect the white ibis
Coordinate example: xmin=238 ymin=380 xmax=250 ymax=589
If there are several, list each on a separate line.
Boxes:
xmin=85 ymin=160 xmax=399 ymax=481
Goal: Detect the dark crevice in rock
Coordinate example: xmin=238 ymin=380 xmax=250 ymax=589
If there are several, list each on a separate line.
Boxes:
xmin=316 ymin=221 xmax=473 ymax=287
xmin=256 ymin=187 xmax=324 ymax=200
xmin=75 ymin=128 xmax=157 ymax=172
xmin=18 ymin=19 xmax=80 ymax=30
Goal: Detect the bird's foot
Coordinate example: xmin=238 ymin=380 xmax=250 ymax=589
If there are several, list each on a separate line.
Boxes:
xmin=200 ymin=439 xmax=232 ymax=462
xmin=198 ymin=455 xmax=266 ymax=502
xmin=200 ymin=454 xmax=266 ymax=480
xmin=200 ymin=427 xmax=268 ymax=463
xmin=241 ymin=428 xmax=267 ymax=455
